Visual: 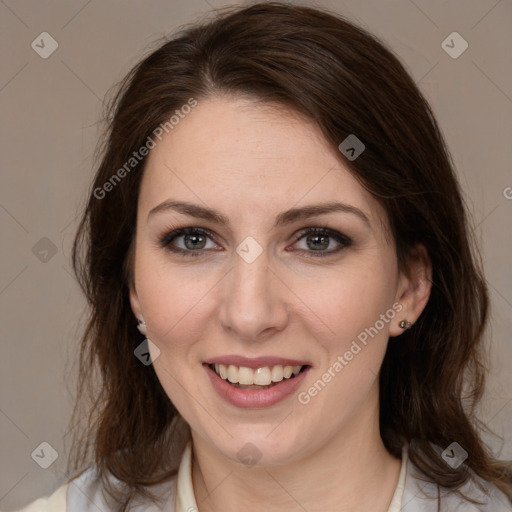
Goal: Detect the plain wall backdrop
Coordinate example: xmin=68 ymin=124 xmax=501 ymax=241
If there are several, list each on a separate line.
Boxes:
xmin=1 ymin=0 xmax=511 ymax=509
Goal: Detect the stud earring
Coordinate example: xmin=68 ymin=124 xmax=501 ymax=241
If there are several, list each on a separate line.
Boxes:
xmin=137 ymin=318 xmax=147 ymax=336
xmin=399 ymin=320 xmax=412 ymax=329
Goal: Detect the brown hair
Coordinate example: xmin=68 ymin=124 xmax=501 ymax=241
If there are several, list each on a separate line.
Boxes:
xmin=69 ymin=1 xmax=512 ymax=509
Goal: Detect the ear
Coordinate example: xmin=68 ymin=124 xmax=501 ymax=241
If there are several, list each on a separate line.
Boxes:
xmin=389 ymin=244 xmax=432 ymax=337
xmin=125 ymin=240 xmax=143 ymax=321
xmin=129 ymin=285 xmax=143 ymax=321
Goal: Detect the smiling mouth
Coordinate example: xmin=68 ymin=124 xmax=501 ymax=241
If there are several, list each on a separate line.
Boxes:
xmin=208 ymin=363 xmax=309 ymax=389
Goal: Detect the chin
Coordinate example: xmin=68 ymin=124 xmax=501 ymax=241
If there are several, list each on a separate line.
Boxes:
xmin=212 ymin=431 xmax=305 ymax=468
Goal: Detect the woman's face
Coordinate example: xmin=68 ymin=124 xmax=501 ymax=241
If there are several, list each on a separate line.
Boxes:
xmin=130 ymin=95 xmax=416 ymax=466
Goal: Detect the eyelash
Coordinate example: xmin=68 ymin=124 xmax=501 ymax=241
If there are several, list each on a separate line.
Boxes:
xmin=158 ymin=226 xmax=352 ymax=258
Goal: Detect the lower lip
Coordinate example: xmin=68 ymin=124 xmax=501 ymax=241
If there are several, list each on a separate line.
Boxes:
xmin=204 ymin=364 xmax=310 ymax=408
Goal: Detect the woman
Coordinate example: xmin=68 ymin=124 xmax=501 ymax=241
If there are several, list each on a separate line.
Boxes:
xmin=13 ymin=2 xmax=512 ymax=511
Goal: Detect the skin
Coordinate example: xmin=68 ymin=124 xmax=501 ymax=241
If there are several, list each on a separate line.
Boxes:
xmin=129 ymin=95 xmax=432 ymax=512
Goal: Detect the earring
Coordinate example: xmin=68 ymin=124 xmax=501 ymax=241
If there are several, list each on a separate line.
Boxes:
xmin=137 ymin=318 xmax=147 ymax=336
xmin=399 ymin=320 xmax=412 ymax=329
xmin=134 ymin=318 xmax=160 ymax=366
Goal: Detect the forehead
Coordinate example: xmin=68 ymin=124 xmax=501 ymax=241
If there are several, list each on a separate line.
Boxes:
xmin=139 ymin=95 xmax=385 ymax=229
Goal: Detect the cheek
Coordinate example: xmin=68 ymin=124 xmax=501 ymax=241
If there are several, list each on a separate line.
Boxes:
xmin=291 ymin=257 xmax=399 ymax=412
xmin=303 ymin=257 xmax=398 ymax=399
xmin=135 ymin=251 xmax=216 ymax=347
xmin=297 ymin=257 xmax=398 ymax=342
xmin=134 ymin=254 xmax=214 ymax=412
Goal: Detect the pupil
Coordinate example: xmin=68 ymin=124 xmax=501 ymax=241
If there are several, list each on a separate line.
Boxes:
xmin=307 ymin=234 xmax=329 ymax=251
xmin=185 ymin=234 xmax=206 ymax=250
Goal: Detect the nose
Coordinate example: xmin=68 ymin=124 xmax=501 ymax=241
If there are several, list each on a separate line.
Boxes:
xmin=218 ymin=246 xmax=289 ymax=342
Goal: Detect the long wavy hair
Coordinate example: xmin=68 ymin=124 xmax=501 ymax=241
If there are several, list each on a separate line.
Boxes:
xmin=68 ymin=2 xmax=512 ymax=510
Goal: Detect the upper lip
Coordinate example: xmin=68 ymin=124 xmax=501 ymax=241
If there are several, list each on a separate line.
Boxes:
xmin=204 ymin=355 xmax=311 ymax=369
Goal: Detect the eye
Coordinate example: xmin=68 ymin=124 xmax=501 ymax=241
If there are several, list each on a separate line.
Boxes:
xmin=159 ymin=227 xmax=221 ymax=256
xmin=289 ymin=227 xmax=352 ymax=257
xmin=159 ymin=226 xmax=352 ymax=258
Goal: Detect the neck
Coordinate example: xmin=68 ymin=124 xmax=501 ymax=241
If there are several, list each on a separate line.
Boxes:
xmin=190 ymin=388 xmax=402 ymax=512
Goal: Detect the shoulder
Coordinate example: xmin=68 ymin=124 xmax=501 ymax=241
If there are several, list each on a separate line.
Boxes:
xmin=9 ymin=467 xmax=179 ymax=512
xmin=402 ymin=454 xmax=512 ymax=511
xmin=7 ymin=482 xmax=67 ymax=512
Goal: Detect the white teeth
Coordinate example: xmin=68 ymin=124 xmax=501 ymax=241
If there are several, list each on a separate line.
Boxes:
xmin=238 ymin=367 xmax=254 ymax=385
xmin=212 ymin=363 xmax=304 ymax=385
xmin=271 ymin=365 xmax=284 ymax=382
xmin=227 ymin=365 xmax=239 ymax=384
xmin=254 ymin=367 xmax=272 ymax=386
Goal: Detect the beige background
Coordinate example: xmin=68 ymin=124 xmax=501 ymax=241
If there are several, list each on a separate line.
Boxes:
xmin=1 ymin=0 xmax=511 ymax=509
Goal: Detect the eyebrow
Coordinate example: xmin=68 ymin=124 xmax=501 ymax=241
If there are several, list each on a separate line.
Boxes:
xmin=148 ymin=200 xmax=371 ymax=228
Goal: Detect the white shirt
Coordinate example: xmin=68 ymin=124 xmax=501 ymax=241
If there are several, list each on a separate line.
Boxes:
xmin=8 ymin=441 xmax=512 ymax=511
